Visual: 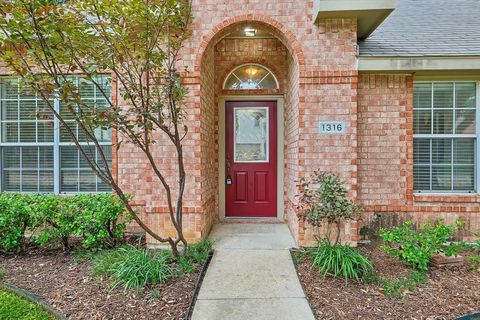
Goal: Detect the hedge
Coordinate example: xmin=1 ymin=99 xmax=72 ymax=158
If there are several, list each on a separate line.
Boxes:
xmin=0 ymin=193 xmax=130 ymax=253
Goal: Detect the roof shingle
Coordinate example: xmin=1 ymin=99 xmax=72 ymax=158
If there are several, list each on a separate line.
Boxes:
xmin=358 ymin=0 xmax=480 ymax=56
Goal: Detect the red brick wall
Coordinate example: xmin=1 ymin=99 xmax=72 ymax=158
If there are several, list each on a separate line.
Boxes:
xmin=198 ymin=44 xmax=217 ymax=240
xmin=214 ymin=37 xmax=287 ymax=94
xmin=358 ymin=74 xmax=412 ymax=206
xmin=1 ymin=0 xmax=477 ymax=247
xmin=117 ymin=1 xmax=479 ymax=246
xmin=119 ymin=2 xmax=363 ymax=246
xmin=285 ymin=52 xmax=302 ymax=243
xmin=357 ymin=74 xmax=480 ymax=241
xmin=292 ymin=20 xmax=359 ymax=246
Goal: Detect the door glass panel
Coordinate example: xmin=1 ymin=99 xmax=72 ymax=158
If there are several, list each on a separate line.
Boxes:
xmin=234 ymin=108 xmax=268 ymax=162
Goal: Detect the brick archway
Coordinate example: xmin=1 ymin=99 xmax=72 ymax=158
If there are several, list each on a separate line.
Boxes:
xmin=194 ymin=15 xmax=305 ymax=74
xmin=195 ymin=14 xmax=304 ymax=243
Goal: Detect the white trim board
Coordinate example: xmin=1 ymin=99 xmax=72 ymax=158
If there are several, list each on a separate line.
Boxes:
xmin=358 ymin=56 xmax=480 ymax=72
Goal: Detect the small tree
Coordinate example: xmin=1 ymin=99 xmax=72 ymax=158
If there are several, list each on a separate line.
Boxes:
xmin=0 ymin=0 xmax=192 ymax=256
xmin=297 ymin=171 xmax=362 ymax=245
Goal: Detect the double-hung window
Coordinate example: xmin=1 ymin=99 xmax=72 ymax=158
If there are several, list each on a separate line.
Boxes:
xmin=413 ymin=82 xmax=478 ymax=193
xmin=0 ymin=77 xmax=112 ymax=193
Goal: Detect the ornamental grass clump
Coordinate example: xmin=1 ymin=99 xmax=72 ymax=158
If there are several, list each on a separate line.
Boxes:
xmin=93 ymin=246 xmax=173 ymax=291
xmin=176 ymin=239 xmax=213 ymax=275
xmin=309 ymin=240 xmax=373 ymax=284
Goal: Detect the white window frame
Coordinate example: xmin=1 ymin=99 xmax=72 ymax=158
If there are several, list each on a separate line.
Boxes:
xmin=0 ymin=77 xmax=112 ymax=194
xmin=223 ymin=63 xmax=279 ymax=90
xmin=413 ymin=80 xmax=480 ymax=194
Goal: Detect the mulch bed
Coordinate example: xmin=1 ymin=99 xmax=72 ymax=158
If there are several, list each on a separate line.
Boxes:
xmin=0 ymin=246 xmax=200 ymax=320
xmin=295 ymin=241 xmax=480 ymax=320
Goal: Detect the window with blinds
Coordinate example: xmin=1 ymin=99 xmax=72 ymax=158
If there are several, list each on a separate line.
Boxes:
xmin=0 ymin=77 xmax=112 ymax=193
xmin=413 ymin=82 xmax=477 ymax=192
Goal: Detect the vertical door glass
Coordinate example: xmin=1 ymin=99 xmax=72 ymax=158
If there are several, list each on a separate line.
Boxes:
xmin=234 ymin=107 xmax=268 ymax=162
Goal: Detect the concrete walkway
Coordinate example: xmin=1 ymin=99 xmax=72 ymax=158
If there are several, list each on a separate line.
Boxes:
xmin=192 ymin=223 xmax=315 ymax=320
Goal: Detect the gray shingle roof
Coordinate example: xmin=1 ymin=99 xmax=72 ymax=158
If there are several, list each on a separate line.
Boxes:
xmin=359 ymin=0 xmax=480 ymax=57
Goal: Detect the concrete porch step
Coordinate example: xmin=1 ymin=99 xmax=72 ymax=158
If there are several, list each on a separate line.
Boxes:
xmin=192 ymin=223 xmax=314 ymax=320
xmin=209 ymin=223 xmax=297 ymax=250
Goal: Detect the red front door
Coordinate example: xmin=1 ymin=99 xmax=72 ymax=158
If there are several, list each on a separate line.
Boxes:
xmin=225 ymin=101 xmax=277 ymax=217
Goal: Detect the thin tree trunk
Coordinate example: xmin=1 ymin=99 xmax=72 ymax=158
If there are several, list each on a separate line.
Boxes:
xmin=334 ymin=222 xmax=341 ymax=246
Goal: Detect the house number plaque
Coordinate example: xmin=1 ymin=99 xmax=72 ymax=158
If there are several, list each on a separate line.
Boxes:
xmin=318 ymin=121 xmax=346 ymax=134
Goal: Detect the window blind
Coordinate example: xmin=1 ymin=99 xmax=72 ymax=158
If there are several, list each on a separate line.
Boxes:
xmin=0 ymin=77 xmax=112 ymax=193
xmin=413 ymin=82 xmax=477 ymax=192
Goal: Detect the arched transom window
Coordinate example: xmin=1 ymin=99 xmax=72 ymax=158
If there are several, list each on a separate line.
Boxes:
xmin=223 ymin=64 xmax=279 ymax=90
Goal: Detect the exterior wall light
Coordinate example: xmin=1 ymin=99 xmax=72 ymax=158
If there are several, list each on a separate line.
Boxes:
xmin=244 ymin=28 xmax=256 ymax=37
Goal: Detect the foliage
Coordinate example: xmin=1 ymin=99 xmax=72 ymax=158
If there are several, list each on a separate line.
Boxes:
xmin=467 ymin=233 xmax=480 ymax=255
xmin=467 ymin=255 xmax=480 ymax=271
xmin=290 ymin=250 xmax=306 ymax=266
xmin=148 ymin=290 xmax=162 ymax=300
xmin=381 ymin=271 xmax=428 ymax=299
xmin=92 ymin=246 xmax=173 ymax=291
xmin=0 ymin=193 xmax=36 ymax=252
xmin=63 ymin=194 xmax=128 ymax=249
xmin=0 ymin=289 xmax=54 ymax=320
xmin=91 ymin=239 xmax=212 ymax=291
xmin=297 ymin=171 xmax=362 ymax=245
xmin=0 ymin=192 xmax=129 ymax=253
xmin=0 ymin=267 xmax=4 ymax=279
xmin=309 ymin=240 xmax=373 ymax=284
xmin=0 ymin=0 xmax=192 ymax=256
xmin=30 ymin=194 xmax=66 ymax=248
xmin=176 ymin=239 xmax=213 ymax=275
xmin=466 ymin=233 xmax=480 ymax=271
xmin=380 ymin=220 xmax=463 ymax=271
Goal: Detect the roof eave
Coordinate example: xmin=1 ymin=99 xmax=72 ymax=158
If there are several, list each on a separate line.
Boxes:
xmin=358 ymin=55 xmax=480 ymax=72
xmin=313 ymin=0 xmax=396 ymax=39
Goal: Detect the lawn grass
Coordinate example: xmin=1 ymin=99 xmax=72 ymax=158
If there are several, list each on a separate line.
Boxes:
xmin=0 ymin=289 xmax=54 ymax=320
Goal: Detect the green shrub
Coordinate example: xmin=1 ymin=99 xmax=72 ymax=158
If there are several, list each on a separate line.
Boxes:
xmin=309 ymin=240 xmax=373 ymax=284
xmin=468 ymin=255 xmax=480 ymax=271
xmin=463 ymin=233 xmax=480 ymax=271
xmin=92 ymin=246 xmax=173 ymax=291
xmin=0 ymin=193 xmax=36 ymax=252
xmin=65 ymin=194 xmax=128 ymax=249
xmin=32 ymin=194 xmax=69 ymax=249
xmin=0 ymin=267 xmax=5 ymax=279
xmin=297 ymin=171 xmax=362 ymax=245
xmin=0 ymin=192 xmax=129 ymax=252
xmin=380 ymin=220 xmax=462 ymax=271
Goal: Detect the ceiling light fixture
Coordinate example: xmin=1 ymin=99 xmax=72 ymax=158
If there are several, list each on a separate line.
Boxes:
xmin=244 ymin=28 xmax=256 ymax=37
xmin=245 ymin=67 xmax=258 ymax=76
